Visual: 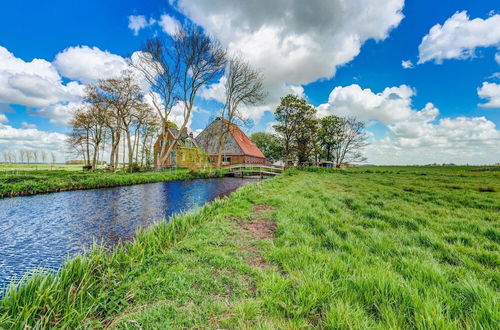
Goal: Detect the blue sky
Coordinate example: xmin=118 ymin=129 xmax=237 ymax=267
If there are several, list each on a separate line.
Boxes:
xmin=0 ymin=0 xmax=499 ymax=164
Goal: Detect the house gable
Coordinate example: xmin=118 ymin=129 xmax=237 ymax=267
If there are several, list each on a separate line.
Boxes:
xmin=195 ymin=119 xmax=245 ymax=155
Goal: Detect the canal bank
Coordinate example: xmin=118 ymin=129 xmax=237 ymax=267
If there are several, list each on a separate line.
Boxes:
xmin=0 ymin=168 xmax=223 ymax=198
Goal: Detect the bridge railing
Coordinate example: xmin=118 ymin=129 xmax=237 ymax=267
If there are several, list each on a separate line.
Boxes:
xmin=221 ymin=163 xmax=284 ymax=176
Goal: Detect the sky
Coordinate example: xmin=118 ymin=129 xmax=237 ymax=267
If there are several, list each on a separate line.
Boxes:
xmin=0 ymin=0 xmax=499 ymax=164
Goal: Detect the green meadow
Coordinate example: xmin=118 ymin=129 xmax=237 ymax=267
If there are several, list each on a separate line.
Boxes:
xmin=0 ymin=166 xmax=499 ymax=328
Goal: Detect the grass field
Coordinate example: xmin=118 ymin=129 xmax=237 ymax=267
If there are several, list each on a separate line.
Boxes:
xmin=0 ymin=166 xmax=221 ymax=198
xmin=0 ymin=163 xmax=83 ymax=171
xmin=0 ymin=167 xmax=499 ymax=328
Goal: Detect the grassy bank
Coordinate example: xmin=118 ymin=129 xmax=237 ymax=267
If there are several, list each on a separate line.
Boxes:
xmin=1 ymin=167 xmax=499 ymax=328
xmin=0 ymin=168 xmax=221 ymax=198
xmin=0 ymin=164 xmax=83 ymax=171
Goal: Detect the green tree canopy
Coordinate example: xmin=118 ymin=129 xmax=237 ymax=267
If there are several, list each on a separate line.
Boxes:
xmin=250 ymin=132 xmax=282 ymax=161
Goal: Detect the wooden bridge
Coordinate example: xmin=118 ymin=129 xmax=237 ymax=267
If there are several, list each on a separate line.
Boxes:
xmin=222 ymin=164 xmax=284 ymax=178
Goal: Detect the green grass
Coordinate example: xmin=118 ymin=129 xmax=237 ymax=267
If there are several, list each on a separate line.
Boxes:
xmin=0 ymin=163 xmax=83 ymax=171
xmin=0 ymin=166 xmax=499 ymax=328
xmin=0 ymin=167 xmax=221 ymax=197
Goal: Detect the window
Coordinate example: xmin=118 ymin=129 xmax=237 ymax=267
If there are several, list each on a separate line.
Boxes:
xmin=169 ymin=140 xmax=174 ymax=145
xmin=222 ymin=156 xmax=231 ymax=163
xmin=160 ymin=140 xmax=164 ymax=147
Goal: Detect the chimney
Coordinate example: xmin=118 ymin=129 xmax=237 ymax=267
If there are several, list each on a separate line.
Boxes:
xmin=189 ymin=132 xmax=194 ymax=138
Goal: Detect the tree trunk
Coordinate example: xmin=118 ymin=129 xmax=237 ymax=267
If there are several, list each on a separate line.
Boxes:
xmin=85 ymin=132 xmax=91 ymax=167
xmin=125 ymin=129 xmax=134 ymax=172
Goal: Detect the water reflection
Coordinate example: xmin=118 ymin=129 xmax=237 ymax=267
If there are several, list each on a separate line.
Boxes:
xmin=0 ymin=177 xmax=253 ymax=288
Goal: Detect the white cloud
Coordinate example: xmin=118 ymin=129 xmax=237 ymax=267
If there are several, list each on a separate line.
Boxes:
xmin=31 ymin=101 xmax=83 ymax=125
xmin=159 ymin=14 xmax=181 ymax=37
xmin=170 ymin=101 xmax=191 ymax=129
xmin=418 ymin=11 xmax=500 ymax=64
xmin=317 ymin=84 xmax=418 ymax=124
xmin=496 ymin=52 xmax=500 ymax=64
xmin=0 ymin=46 xmax=85 ymax=107
xmin=199 ymin=76 xmax=226 ymax=103
xmin=369 ymin=115 xmax=500 ymax=165
xmin=0 ymin=123 xmax=67 ymax=153
xmin=318 ymin=83 xmax=500 ymax=165
xmin=401 ymin=60 xmax=414 ymax=69
xmin=175 ymin=0 xmax=404 ymax=118
xmin=128 ymin=15 xmax=156 ymax=36
xmin=21 ymin=121 xmax=36 ymax=129
xmin=477 ymin=82 xmax=500 ymax=108
xmin=53 ymin=46 xmax=129 ymax=83
xmin=0 ymin=113 xmax=7 ymax=123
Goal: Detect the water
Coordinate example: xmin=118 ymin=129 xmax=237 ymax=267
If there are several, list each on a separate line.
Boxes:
xmin=0 ymin=177 xmax=254 ymax=289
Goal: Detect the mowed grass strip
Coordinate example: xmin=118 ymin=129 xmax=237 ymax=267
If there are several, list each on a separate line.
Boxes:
xmin=0 ymin=167 xmax=499 ymax=328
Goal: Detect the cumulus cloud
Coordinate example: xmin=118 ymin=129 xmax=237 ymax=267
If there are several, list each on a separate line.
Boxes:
xmin=128 ymin=15 xmax=155 ymax=36
xmin=0 ymin=123 xmax=67 ymax=153
xmin=477 ymin=82 xmax=500 ymax=108
xmin=496 ymin=52 xmax=500 ymax=64
xmin=317 ymin=84 xmax=418 ymax=124
xmin=0 ymin=46 xmax=85 ymax=107
xmin=369 ymin=115 xmax=500 ymax=165
xmin=159 ymin=14 xmax=181 ymax=37
xmin=401 ymin=60 xmax=414 ymax=69
xmin=0 ymin=113 xmax=7 ymax=123
xmin=53 ymin=46 xmax=130 ymax=83
xmin=418 ymin=11 xmax=500 ymax=64
xmin=318 ymin=83 xmax=500 ymax=165
xmin=175 ymin=0 xmax=404 ymax=117
xmin=30 ymin=101 xmax=83 ymax=125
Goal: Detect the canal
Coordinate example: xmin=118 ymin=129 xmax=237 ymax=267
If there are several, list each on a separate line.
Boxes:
xmin=0 ymin=177 xmax=254 ymax=289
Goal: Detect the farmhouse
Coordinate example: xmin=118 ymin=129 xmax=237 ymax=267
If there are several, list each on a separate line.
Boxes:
xmin=195 ymin=118 xmax=266 ymax=166
xmin=153 ymin=123 xmax=205 ymax=170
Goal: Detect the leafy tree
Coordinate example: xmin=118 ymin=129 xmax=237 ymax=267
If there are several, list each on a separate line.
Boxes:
xmin=318 ymin=115 xmax=342 ymax=162
xmin=250 ymin=132 xmax=282 ymax=161
xmin=273 ymin=94 xmax=316 ymax=165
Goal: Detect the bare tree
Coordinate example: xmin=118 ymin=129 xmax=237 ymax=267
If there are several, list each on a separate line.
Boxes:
xmin=214 ymin=56 xmax=265 ymax=167
xmin=32 ymin=150 xmax=38 ymax=164
xmin=26 ymin=150 xmax=35 ymax=165
xmin=41 ymin=150 xmax=47 ymax=163
xmin=51 ymin=152 xmax=57 ymax=169
xmin=138 ymin=112 xmax=160 ymax=167
xmin=331 ymin=117 xmax=368 ymax=167
xmin=97 ymin=71 xmax=148 ymax=171
xmin=66 ymin=131 xmax=87 ymax=164
xmin=83 ymin=85 xmax=108 ymax=169
xmin=69 ymin=106 xmax=93 ymax=167
xmin=156 ymin=26 xmax=226 ymax=167
xmin=133 ymin=38 xmax=180 ymax=164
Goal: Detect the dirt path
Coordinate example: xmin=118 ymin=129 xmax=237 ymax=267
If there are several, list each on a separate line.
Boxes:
xmin=232 ymin=204 xmax=276 ymax=269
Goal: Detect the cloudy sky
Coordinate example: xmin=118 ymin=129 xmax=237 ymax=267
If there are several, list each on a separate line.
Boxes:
xmin=0 ymin=0 xmax=499 ymax=164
